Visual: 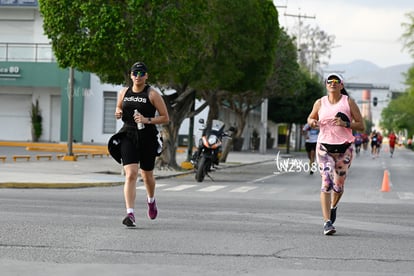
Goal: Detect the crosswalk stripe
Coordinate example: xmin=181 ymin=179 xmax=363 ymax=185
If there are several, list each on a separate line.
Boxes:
xmin=138 ymin=184 xmax=263 ymax=193
xmin=252 ymin=175 xmax=276 ymax=183
xmin=198 ymin=185 xmax=226 ymax=192
xmin=164 ymin=184 xmax=197 ymax=191
xmin=229 ymin=186 xmax=257 ymax=193
xmin=397 ymin=192 xmax=414 ymax=200
xmin=136 ymin=183 xmax=167 ymax=190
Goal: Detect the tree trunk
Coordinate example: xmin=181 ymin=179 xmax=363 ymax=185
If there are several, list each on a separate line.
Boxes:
xmin=155 ymin=124 xmax=180 ymax=170
xmin=220 ymin=137 xmax=233 ymax=162
xmin=285 ymin=123 xmax=292 ymax=154
xmin=203 ymin=90 xmax=220 ymax=128
xmin=155 ymin=88 xmax=196 ymax=170
xmin=220 ymin=106 xmax=248 ymax=162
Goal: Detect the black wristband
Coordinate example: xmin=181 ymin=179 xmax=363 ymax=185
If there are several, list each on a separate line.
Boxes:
xmin=345 ymin=121 xmax=350 ymax=128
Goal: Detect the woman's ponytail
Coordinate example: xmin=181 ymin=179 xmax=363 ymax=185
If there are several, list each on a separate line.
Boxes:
xmin=340 ymin=88 xmax=349 ymax=96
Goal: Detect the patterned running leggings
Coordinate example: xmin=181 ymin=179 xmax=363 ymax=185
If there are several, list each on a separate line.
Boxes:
xmin=316 ymin=143 xmax=354 ymax=193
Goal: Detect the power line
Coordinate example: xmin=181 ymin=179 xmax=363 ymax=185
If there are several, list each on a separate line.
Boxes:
xmin=284 ymin=12 xmax=316 ymax=20
xmin=283 ymin=12 xmax=316 ymax=48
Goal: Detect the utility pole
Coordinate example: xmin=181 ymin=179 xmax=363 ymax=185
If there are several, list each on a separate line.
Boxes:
xmin=259 ymin=98 xmax=268 ymax=154
xmin=284 ymin=11 xmax=315 ymax=53
xmin=284 ymin=11 xmax=315 ymax=151
xmin=63 ymin=67 xmax=76 ymax=161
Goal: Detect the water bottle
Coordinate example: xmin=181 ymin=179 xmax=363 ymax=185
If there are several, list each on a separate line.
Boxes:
xmin=134 ymin=109 xmax=145 ymax=130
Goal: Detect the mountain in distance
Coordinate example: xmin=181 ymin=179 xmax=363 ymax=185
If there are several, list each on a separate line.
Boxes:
xmin=323 ymin=59 xmax=413 ymax=92
xmin=324 ymin=59 xmax=380 ymax=78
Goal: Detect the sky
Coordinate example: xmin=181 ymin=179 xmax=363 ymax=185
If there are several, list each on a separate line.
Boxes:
xmin=273 ymin=0 xmax=414 ymax=68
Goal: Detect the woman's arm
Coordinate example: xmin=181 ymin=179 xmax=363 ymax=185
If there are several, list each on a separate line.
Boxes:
xmin=307 ymin=99 xmax=321 ymax=128
xmin=115 ymin=88 xmax=127 ymax=120
xmin=147 ymin=88 xmax=169 ymax=125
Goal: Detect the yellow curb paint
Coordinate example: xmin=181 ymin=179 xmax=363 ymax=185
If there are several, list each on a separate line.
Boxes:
xmin=62 ymin=155 xmax=77 ymax=161
xmin=180 ymin=161 xmax=194 ymax=170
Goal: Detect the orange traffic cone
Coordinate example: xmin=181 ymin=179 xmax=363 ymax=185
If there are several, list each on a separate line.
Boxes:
xmin=381 ymin=170 xmax=390 ymax=192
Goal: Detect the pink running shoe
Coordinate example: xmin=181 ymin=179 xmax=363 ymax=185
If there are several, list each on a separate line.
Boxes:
xmin=147 ymin=200 xmax=158 ymax=220
xmin=122 ymin=213 xmax=136 ymax=227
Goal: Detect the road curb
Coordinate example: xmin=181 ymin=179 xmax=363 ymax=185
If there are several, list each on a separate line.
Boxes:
xmin=0 ymin=159 xmax=276 ymax=189
xmin=0 ymin=182 xmax=124 ymax=189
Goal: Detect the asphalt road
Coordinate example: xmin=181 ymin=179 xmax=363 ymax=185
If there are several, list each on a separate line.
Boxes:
xmin=1 ymin=147 xmax=413 ymax=275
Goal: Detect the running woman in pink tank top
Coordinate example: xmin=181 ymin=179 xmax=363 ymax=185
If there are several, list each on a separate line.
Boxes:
xmin=307 ymin=73 xmax=364 ymax=235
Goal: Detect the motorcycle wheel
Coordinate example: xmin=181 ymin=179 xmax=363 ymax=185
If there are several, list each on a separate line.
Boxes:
xmin=195 ymin=156 xmax=207 ymax=182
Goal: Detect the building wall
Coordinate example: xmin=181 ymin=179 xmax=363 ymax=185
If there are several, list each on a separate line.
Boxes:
xmin=83 ymin=74 xmax=124 ymax=144
xmin=0 ymin=62 xmax=89 ymax=142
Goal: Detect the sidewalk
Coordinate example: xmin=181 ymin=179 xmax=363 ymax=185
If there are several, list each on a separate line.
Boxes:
xmin=0 ymin=145 xmax=298 ymax=188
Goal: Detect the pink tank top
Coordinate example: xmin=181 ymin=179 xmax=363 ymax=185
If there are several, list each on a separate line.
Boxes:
xmin=317 ymin=95 xmax=354 ymax=144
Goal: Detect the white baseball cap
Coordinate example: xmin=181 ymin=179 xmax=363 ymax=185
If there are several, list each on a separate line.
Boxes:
xmin=326 ymin=73 xmax=344 ymax=83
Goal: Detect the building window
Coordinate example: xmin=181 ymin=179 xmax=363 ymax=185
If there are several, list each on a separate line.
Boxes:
xmin=103 ymin=91 xmax=117 ymax=134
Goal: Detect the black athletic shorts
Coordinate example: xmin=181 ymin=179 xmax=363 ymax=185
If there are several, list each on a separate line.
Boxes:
xmin=120 ymin=133 xmax=158 ymax=170
xmin=305 ymin=142 xmax=317 ymax=152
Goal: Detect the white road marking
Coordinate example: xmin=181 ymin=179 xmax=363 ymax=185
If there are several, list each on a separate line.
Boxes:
xmin=136 ymin=183 xmax=167 ymax=190
xmin=252 ymin=174 xmax=277 ymax=183
xmin=397 ymin=192 xmax=414 ymax=200
xmin=229 ymin=186 xmax=257 ymax=193
xmin=164 ymin=184 xmax=197 ymax=191
xmin=198 ymin=185 xmax=227 ymax=192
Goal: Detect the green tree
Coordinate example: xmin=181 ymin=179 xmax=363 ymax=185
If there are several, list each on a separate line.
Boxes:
xmin=40 ymin=0 xmax=210 ymax=84
xmin=195 ymin=0 xmax=279 ymax=122
xmin=39 ymin=0 xmax=281 ymax=168
xmin=218 ymin=28 xmax=300 ymax=158
xmin=40 ymin=0 xmax=213 ymax=169
xmin=268 ymin=71 xmax=324 ymax=153
xmin=401 ymin=11 xmax=414 ymax=60
xmin=380 ymin=91 xmax=414 ymax=137
xmin=194 ymin=0 xmax=280 ymax=157
xmin=381 ymin=12 xmax=414 ymax=137
xmin=164 ymin=0 xmax=279 ymax=167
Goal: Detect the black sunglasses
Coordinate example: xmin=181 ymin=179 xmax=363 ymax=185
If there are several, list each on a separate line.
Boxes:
xmin=132 ymin=71 xmax=146 ymax=77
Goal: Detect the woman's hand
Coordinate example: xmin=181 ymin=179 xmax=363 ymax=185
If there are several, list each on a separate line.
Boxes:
xmin=133 ymin=112 xmax=145 ymax=123
xmin=115 ymin=108 xmax=123 ymax=119
xmin=310 ymin=119 xmax=319 ymax=128
xmin=334 ymin=117 xmax=346 ymax=127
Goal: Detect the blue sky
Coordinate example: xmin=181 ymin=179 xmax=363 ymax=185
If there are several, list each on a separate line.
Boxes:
xmin=273 ymin=0 xmax=413 ymax=67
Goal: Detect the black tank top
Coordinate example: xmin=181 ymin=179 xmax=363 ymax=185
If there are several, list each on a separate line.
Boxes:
xmin=121 ymin=85 xmax=156 ymax=126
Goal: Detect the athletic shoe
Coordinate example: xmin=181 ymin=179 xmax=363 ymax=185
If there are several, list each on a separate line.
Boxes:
xmin=330 ymin=206 xmax=337 ymax=224
xmin=122 ymin=213 xmax=136 ymax=227
xmin=324 ymin=220 xmax=336 ymax=235
xmin=147 ymin=200 xmax=158 ymax=220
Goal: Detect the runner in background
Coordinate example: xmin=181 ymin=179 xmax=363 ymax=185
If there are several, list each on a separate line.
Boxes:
xmin=377 ymin=132 xmax=383 ymax=155
xmin=354 ymin=132 xmax=363 ymax=156
xmin=407 ymin=138 xmax=412 ymax=150
xmin=361 ymin=132 xmax=369 ymax=152
xmin=370 ymin=130 xmax=379 ymax=158
xmin=302 ymin=123 xmax=319 ymax=175
xmin=388 ymin=131 xmax=397 ymax=158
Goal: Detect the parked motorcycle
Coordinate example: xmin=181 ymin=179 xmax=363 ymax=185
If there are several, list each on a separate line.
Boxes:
xmin=191 ymin=119 xmax=234 ymax=182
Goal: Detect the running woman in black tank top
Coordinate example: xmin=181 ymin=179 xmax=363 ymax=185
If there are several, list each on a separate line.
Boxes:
xmin=114 ymin=62 xmax=169 ymax=227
